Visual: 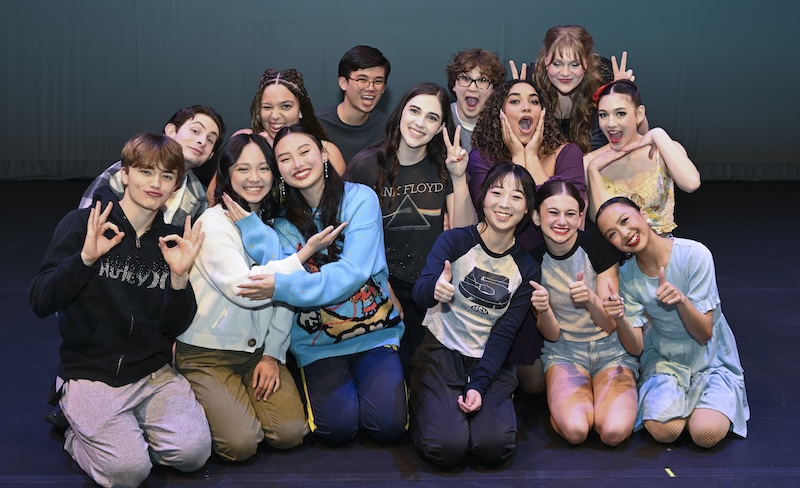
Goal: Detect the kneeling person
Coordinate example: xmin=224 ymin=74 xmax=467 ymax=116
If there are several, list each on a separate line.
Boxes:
xmin=30 ymin=133 xmax=210 ymax=487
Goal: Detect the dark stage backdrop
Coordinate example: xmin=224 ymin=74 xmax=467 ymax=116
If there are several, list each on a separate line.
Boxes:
xmin=1 ymin=0 xmax=796 ymax=180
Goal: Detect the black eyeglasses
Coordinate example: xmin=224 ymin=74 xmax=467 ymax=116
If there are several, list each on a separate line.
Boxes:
xmin=348 ymin=77 xmax=386 ymax=91
xmin=455 ymin=74 xmax=492 ymax=90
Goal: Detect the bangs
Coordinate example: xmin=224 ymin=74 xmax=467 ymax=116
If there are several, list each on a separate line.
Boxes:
xmin=130 ymin=159 xmax=179 ymax=176
xmin=548 ymin=40 xmax=587 ymax=68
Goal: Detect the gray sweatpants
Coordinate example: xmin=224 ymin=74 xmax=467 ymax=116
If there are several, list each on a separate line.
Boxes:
xmin=60 ymin=365 xmax=211 ymax=488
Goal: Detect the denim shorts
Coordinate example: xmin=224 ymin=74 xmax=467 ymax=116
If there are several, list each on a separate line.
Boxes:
xmin=541 ymin=331 xmax=639 ymax=378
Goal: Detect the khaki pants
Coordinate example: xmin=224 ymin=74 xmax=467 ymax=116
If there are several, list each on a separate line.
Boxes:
xmin=175 ymin=342 xmax=308 ymax=462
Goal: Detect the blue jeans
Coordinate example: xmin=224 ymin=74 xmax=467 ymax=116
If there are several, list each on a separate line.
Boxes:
xmin=301 ymin=346 xmax=407 ymax=445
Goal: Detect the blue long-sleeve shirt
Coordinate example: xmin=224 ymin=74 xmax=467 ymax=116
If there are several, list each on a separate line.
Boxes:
xmin=237 ymin=182 xmax=403 ymax=367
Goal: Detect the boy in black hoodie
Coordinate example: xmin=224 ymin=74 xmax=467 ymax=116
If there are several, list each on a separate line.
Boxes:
xmin=30 ymin=133 xmax=210 ymax=488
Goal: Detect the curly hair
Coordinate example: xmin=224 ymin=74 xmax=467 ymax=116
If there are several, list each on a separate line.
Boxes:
xmin=471 ymin=79 xmax=565 ymax=165
xmin=354 ymin=82 xmax=452 ymax=211
xmin=533 ymin=25 xmax=606 ymax=153
xmin=249 ymin=68 xmax=330 ymax=143
xmin=445 ymin=48 xmax=505 ymax=96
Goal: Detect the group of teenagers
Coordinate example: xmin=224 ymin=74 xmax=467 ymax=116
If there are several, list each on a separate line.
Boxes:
xmin=30 ymin=24 xmax=749 ymax=488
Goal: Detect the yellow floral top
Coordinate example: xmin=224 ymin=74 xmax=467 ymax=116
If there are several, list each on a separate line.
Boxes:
xmin=602 ymin=151 xmax=676 ymax=234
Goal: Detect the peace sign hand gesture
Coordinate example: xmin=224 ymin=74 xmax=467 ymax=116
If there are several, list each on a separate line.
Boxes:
xmin=508 ymin=60 xmax=528 ymax=81
xmin=611 ymin=51 xmax=635 ymax=82
xmin=443 ymin=125 xmax=468 ymax=178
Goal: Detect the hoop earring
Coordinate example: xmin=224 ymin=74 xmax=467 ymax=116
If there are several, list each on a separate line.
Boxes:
xmin=280 ymin=177 xmax=285 ymax=198
xmin=324 ymin=161 xmax=329 ymax=179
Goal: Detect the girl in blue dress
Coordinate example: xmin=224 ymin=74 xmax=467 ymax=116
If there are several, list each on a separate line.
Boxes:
xmin=596 ymin=196 xmax=749 ymax=447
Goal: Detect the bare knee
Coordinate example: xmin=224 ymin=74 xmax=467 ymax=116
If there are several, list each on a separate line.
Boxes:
xmin=597 ymin=425 xmax=632 ymax=447
xmin=552 ymin=415 xmax=589 ymax=445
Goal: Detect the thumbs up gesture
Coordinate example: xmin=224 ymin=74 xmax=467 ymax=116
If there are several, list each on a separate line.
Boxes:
xmin=434 ymin=260 xmax=456 ymax=302
xmin=603 ymin=280 xmax=625 ymax=319
xmin=569 ymin=270 xmax=591 ymax=306
xmin=655 ymin=266 xmax=684 ymax=305
xmin=529 ymin=280 xmax=550 ymax=313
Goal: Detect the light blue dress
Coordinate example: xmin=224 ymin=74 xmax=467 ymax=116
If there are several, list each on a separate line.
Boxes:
xmin=620 ymin=238 xmax=749 ymax=437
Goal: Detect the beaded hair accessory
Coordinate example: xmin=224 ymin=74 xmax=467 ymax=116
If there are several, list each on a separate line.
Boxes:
xmin=259 ymin=68 xmax=307 ymax=97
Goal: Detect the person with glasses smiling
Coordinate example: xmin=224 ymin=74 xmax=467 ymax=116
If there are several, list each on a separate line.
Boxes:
xmin=445 ymin=49 xmax=505 ymax=154
xmin=317 ymin=45 xmax=391 ymax=165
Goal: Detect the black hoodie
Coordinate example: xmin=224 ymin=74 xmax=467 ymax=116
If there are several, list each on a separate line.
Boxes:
xmin=30 ymin=186 xmax=197 ymax=386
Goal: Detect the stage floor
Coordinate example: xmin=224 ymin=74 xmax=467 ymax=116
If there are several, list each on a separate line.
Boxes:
xmin=2 ymin=180 xmax=797 ymax=487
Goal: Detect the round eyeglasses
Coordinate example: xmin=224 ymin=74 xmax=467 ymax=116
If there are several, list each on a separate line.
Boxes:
xmin=455 ymin=74 xmax=492 ymax=90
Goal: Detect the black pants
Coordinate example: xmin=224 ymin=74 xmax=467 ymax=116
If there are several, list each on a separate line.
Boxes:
xmin=410 ymin=332 xmax=518 ymax=467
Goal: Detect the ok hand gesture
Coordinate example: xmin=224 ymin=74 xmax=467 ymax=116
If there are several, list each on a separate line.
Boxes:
xmin=160 ymin=216 xmax=205 ymax=288
xmin=81 ymin=201 xmax=124 ymax=266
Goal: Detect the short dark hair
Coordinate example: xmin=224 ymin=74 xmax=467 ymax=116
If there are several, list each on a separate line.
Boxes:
xmin=338 ymin=45 xmax=391 ymax=80
xmin=121 ymin=133 xmax=186 ymax=188
xmin=476 ymin=162 xmax=536 ymax=228
xmin=165 ymin=105 xmax=227 ymax=156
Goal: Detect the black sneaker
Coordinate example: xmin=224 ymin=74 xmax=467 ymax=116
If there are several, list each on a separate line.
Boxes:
xmin=45 ymin=407 xmax=70 ymax=433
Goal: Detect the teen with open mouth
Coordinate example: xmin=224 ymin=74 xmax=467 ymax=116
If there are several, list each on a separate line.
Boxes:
xmin=468 ymin=78 xmax=587 ymax=394
xmin=584 ymin=80 xmax=700 ymax=236
xmin=444 ymin=48 xmax=505 ymax=154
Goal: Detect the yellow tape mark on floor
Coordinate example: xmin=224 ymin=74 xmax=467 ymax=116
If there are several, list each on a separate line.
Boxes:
xmin=665 ymin=468 xmax=676 ymax=477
